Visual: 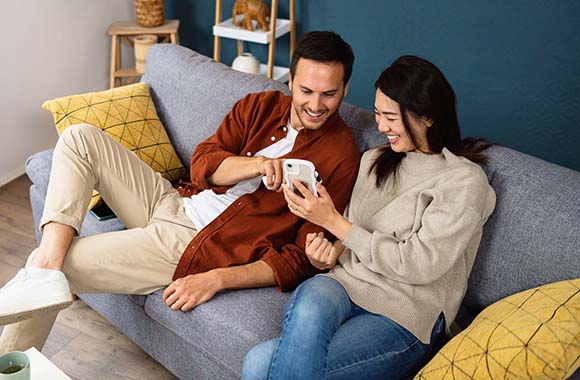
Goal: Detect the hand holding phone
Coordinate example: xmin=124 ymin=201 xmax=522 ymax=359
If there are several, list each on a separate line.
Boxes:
xmin=283 ymin=159 xmax=318 ymax=197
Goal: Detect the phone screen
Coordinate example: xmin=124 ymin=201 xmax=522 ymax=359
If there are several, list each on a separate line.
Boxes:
xmin=284 ymin=159 xmax=317 ymax=196
xmin=89 ymin=202 xmax=116 ymax=221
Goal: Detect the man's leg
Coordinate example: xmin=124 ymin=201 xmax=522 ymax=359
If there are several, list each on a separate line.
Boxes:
xmin=0 ymin=124 xmax=194 ymax=342
xmin=34 ymin=123 xmax=177 ymax=270
xmin=0 ymin=207 xmax=196 ymax=352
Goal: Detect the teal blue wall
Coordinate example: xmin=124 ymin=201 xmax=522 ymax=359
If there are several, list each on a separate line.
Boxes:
xmin=167 ymin=1 xmax=580 ymax=171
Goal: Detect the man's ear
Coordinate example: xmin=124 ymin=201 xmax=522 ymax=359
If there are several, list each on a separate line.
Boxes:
xmin=288 ymin=74 xmax=293 ymax=91
xmin=343 ymin=80 xmax=350 ymax=98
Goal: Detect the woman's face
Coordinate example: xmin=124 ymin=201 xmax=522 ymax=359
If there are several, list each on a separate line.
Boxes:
xmin=373 ymin=89 xmax=432 ymax=153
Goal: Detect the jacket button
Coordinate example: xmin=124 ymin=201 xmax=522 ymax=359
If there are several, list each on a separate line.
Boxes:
xmin=271 ymin=136 xmax=276 ymax=141
xmin=283 ymin=127 xmax=287 ymax=132
xmin=246 ymin=152 xmax=252 ymax=156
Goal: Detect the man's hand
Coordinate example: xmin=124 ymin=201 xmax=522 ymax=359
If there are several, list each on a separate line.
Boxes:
xmin=162 ymin=261 xmax=276 ymax=312
xmin=162 ymin=271 xmax=224 ymax=312
xmin=257 ymin=157 xmax=285 ymax=191
xmin=207 ymin=156 xmax=285 ymax=190
xmin=305 ymin=232 xmax=345 ymax=270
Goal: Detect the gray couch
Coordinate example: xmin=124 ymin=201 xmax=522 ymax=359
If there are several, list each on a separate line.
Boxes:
xmin=26 ymin=44 xmax=580 ymax=379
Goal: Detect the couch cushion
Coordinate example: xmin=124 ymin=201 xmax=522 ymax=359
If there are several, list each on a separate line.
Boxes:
xmin=465 ymin=145 xmax=580 ymax=309
xmin=143 ymin=287 xmax=290 ymax=372
xmin=41 ymin=82 xmax=187 ymax=209
xmin=143 ymin=45 xmax=290 ymax=169
xmin=81 ymin=292 xmax=241 ymax=379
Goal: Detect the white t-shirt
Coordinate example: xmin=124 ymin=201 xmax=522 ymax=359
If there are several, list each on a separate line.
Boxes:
xmin=183 ymin=123 xmax=298 ymax=231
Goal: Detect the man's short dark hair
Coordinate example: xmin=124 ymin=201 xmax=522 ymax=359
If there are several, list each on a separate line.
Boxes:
xmin=289 ymin=31 xmax=354 ymax=87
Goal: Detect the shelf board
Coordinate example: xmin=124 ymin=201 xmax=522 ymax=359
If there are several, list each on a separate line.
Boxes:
xmin=213 ymin=18 xmax=291 ymax=44
xmin=259 ymin=64 xmax=289 ymax=83
xmin=114 ymin=68 xmax=142 ymax=78
xmin=107 ymin=20 xmax=180 ymax=36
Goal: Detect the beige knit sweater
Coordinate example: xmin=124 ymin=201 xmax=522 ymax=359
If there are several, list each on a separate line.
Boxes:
xmin=325 ymin=147 xmax=496 ymax=344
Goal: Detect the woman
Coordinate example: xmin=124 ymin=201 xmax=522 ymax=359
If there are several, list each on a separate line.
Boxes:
xmin=242 ymin=55 xmax=496 ymax=380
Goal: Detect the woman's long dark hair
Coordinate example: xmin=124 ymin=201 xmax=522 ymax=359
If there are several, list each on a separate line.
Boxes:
xmin=371 ymin=55 xmax=491 ymax=188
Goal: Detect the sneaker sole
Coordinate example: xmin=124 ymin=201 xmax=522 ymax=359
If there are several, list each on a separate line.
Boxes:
xmin=0 ymin=300 xmax=73 ymax=325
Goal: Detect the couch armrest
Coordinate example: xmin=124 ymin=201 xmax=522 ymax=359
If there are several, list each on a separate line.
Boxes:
xmin=26 ymin=149 xmax=54 ymax=192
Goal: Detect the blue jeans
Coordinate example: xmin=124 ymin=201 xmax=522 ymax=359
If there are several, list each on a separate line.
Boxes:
xmin=242 ymin=276 xmax=445 ymax=380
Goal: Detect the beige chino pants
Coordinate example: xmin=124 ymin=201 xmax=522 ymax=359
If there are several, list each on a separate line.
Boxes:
xmin=0 ymin=124 xmax=197 ymax=352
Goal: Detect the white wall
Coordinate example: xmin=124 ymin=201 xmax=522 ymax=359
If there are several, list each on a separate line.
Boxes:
xmin=0 ymin=0 xmax=135 ymax=186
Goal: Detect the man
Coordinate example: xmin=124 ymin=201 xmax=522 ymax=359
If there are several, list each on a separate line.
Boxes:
xmin=0 ymin=31 xmax=360 ymax=352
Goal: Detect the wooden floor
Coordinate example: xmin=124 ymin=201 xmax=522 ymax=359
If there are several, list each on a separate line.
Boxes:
xmin=0 ymin=176 xmax=177 ymax=380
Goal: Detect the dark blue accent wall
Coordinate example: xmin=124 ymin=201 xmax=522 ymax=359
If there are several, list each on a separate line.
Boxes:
xmin=167 ymin=1 xmax=580 ymax=171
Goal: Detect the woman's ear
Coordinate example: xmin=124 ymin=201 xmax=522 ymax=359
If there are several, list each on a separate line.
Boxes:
xmin=421 ymin=117 xmax=434 ymax=128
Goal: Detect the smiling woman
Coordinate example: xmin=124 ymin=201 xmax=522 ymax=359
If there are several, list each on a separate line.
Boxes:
xmin=370 ymin=55 xmax=491 ymax=189
xmin=243 ymin=55 xmax=497 ymax=380
xmin=374 ymin=89 xmax=432 ymax=154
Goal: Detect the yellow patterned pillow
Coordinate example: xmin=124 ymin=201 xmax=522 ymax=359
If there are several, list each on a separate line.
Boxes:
xmin=42 ymin=82 xmax=186 ymax=209
xmin=415 ymin=279 xmax=580 ymax=380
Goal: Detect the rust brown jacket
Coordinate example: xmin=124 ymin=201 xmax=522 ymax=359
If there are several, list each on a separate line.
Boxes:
xmin=173 ymin=91 xmax=360 ymax=291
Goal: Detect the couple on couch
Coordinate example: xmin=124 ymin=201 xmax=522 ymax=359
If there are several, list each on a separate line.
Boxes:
xmin=0 ymin=30 xmax=495 ymax=379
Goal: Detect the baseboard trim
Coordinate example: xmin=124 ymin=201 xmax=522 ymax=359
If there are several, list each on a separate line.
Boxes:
xmin=0 ymin=166 xmax=27 ymax=188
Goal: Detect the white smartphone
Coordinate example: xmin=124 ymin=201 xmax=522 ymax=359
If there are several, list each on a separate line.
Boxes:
xmin=283 ymin=159 xmax=318 ymax=196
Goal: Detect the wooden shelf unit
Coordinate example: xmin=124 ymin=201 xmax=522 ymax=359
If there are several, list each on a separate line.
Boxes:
xmin=107 ymin=20 xmax=180 ymax=89
xmin=213 ymin=0 xmax=295 ymax=81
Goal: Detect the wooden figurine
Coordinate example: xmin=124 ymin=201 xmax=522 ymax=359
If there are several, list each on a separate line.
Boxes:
xmin=233 ymin=0 xmax=270 ymax=32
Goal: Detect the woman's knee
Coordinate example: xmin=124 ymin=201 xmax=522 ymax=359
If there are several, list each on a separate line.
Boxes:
xmin=242 ymin=338 xmax=278 ymax=380
xmin=286 ymin=276 xmax=349 ymax=324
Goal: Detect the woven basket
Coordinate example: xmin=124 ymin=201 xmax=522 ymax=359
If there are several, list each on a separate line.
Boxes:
xmin=134 ymin=0 xmax=165 ymax=27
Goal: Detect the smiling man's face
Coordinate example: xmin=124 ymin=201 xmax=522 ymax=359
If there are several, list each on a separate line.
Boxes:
xmin=288 ymin=59 xmax=349 ymax=131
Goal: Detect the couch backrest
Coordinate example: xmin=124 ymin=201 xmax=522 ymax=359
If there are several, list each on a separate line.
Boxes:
xmin=143 ymin=45 xmax=289 ymax=168
xmin=143 ymin=44 xmax=580 ymax=312
xmin=143 ymin=44 xmax=385 ymax=166
xmin=464 ymin=145 xmax=580 ymax=309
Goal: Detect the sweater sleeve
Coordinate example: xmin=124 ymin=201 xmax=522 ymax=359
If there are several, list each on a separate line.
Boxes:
xmin=262 ymin=154 xmax=361 ymax=291
xmin=343 ymin=199 xmax=491 ymax=286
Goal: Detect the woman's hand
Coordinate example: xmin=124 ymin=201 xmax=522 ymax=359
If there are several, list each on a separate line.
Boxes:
xmin=283 ymin=181 xmax=353 ymax=240
xmin=282 ymin=181 xmax=338 ymax=229
xmin=305 ymin=232 xmax=345 ymax=270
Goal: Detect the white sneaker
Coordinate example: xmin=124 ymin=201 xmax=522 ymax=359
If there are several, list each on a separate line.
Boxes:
xmin=0 ymin=268 xmax=73 ymax=325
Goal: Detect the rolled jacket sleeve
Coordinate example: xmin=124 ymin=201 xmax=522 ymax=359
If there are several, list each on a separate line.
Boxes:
xmin=261 ymin=226 xmax=322 ymax=292
xmin=188 ymin=97 xmax=248 ymax=192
